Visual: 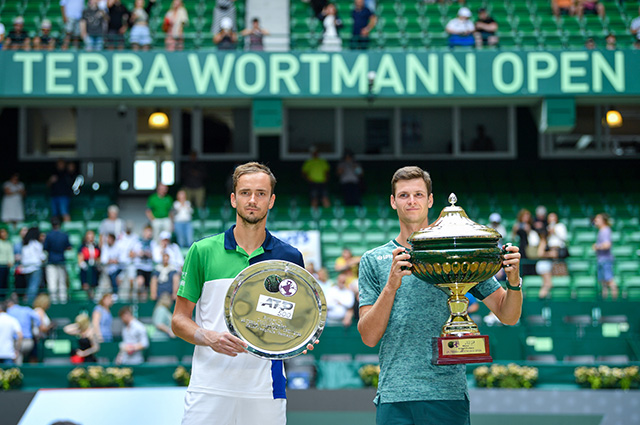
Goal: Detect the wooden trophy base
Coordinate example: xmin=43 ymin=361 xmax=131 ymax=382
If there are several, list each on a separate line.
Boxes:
xmin=432 ymin=335 xmax=493 ymax=365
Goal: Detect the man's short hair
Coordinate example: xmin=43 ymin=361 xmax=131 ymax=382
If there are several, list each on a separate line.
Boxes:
xmin=391 ymin=166 xmax=432 ymax=196
xmin=118 ymin=305 xmax=131 ymax=318
xmin=232 ymin=162 xmax=277 ymax=194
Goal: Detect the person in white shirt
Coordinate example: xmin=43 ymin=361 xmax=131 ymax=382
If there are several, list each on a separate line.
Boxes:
xmin=60 ymin=0 xmax=85 ymax=49
xmin=21 ymin=227 xmax=46 ymax=305
xmin=173 ymin=189 xmax=194 ymax=248
xmin=631 ymin=6 xmax=640 ymax=48
xmin=98 ymin=205 xmax=124 ymax=246
xmin=326 ymin=271 xmax=355 ymax=327
xmin=152 ymin=231 xmax=184 ymax=270
xmin=446 ymin=7 xmax=475 ymax=47
xmin=101 ymin=233 xmax=123 ymax=298
xmin=0 ymin=22 xmax=6 ymax=49
xmin=0 ymin=301 xmax=23 ymax=365
xmin=116 ymin=306 xmax=149 ymax=365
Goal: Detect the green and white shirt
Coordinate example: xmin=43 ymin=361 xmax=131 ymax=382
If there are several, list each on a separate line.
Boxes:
xmin=358 ymin=240 xmax=501 ymax=404
xmin=177 ymin=226 xmax=304 ymax=399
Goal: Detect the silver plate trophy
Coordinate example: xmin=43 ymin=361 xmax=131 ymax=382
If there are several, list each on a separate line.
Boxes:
xmin=224 ymin=260 xmax=327 ymax=359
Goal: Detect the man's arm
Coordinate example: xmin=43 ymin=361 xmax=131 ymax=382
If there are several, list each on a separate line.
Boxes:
xmin=482 ymin=245 xmax=522 ymax=326
xmin=171 ymin=295 xmax=247 ymax=357
xmin=357 ymin=246 xmax=411 ymax=347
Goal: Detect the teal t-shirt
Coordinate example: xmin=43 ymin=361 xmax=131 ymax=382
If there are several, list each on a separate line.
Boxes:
xmin=358 ymin=240 xmax=501 ymax=404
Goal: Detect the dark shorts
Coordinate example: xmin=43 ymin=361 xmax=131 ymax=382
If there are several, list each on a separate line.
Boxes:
xmin=597 ymin=260 xmax=614 ymax=282
xmin=309 ymin=182 xmax=328 ymax=201
xmin=137 ymin=269 xmax=152 ymax=287
xmin=376 ymin=398 xmax=470 ymax=425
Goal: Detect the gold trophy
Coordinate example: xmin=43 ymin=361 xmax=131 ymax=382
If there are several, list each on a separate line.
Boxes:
xmin=408 ymin=194 xmax=507 ymax=365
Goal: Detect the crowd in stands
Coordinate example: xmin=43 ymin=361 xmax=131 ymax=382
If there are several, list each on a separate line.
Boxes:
xmin=1 ymin=0 xmax=639 ymax=51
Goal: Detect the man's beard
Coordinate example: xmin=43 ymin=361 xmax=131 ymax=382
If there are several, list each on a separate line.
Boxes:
xmin=237 ymin=208 xmax=268 ymax=225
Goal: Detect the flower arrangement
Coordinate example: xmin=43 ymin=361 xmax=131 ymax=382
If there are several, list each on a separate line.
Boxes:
xmin=575 ymin=366 xmax=640 ymax=390
xmin=173 ymin=366 xmax=191 ymax=386
xmin=68 ymin=366 xmax=134 ymax=388
xmin=1 ymin=368 xmax=23 ymax=390
xmin=358 ymin=364 xmax=380 ymax=388
xmin=473 ymin=364 xmax=538 ymax=389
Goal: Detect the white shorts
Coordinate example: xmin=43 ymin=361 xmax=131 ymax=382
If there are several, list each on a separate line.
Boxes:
xmin=181 ymin=391 xmax=287 ymax=425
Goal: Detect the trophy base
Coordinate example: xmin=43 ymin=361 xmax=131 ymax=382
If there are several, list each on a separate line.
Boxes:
xmin=432 ymin=335 xmax=492 ymax=365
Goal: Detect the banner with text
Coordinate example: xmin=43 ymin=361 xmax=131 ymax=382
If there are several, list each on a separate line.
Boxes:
xmin=0 ymin=50 xmax=637 ymax=99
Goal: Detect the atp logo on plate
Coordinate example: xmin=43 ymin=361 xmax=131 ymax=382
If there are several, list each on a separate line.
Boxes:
xmin=257 ymin=294 xmax=296 ymax=319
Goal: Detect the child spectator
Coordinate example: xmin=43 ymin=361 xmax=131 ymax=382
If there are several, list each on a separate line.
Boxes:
xmin=446 ymin=7 xmax=475 ymax=47
xmin=33 ymin=20 xmax=57 ymax=50
xmin=5 ymin=16 xmax=31 ymax=50
xmin=81 ymin=0 xmax=108 ymax=51
xmin=474 ymin=8 xmax=498 ymax=48
xmin=605 ymin=33 xmax=616 ymax=50
xmin=240 ymin=17 xmax=269 ymax=51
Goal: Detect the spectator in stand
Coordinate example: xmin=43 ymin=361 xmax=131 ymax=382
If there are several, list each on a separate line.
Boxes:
xmin=106 ymin=0 xmax=130 ymax=50
xmin=4 ymin=16 xmax=31 ymax=51
xmin=0 ymin=228 xmax=14 ymax=297
xmin=146 ymin=183 xmax=174 ymax=242
xmin=152 ymin=231 xmax=184 ymax=270
xmin=552 ymin=0 xmax=576 ymax=17
xmin=32 ymin=294 xmax=54 ymax=357
xmin=129 ymin=0 xmax=156 ymax=51
xmin=43 ymin=217 xmax=72 ymax=304
xmin=213 ymin=0 xmax=236 ymax=35
xmin=537 ymin=212 xmax=569 ymax=299
xmin=99 ymin=205 xmax=124 ymax=246
xmin=33 ymin=20 xmax=57 ymax=50
xmin=0 ymin=19 xmax=5 ymax=50
xmin=632 ymin=7 xmax=640 ymax=49
xmin=241 ymin=17 xmax=269 ymax=51
xmin=351 ymin=0 xmax=377 ymax=50
xmin=302 ymin=146 xmax=331 ymax=209
xmin=593 ymin=213 xmax=618 ymax=300
xmin=163 ymin=0 xmax=189 ymax=51
xmin=6 ymin=294 xmax=40 ymax=364
xmin=151 ymin=293 xmax=175 ymax=341
xmin=61 ymin=0 xmax=85 ymax=49
xmin=115 ymin=306 xmax=149 ymax=365
xmin=533 ymin=205 xmax=548 ymax=238
xmin=512 ymin=208 xmax=537 ymax=276
xmin=319 ymin=3 xmax=343 ymax=52
xmin=605 ymin=33 xmax=616 ymax=50
xmin=585 ymin=37 xmax=596 ymax=49
xmin=101 ymin=233 xmax=123 ymax=298
xmin=118 ymin=222 xmax=141 ymax=302
xmin=337 ymin=149 xmax=363 ymax=206
xmin=310 ymin=0 xmax=329 ymax=16
xmin=0 ymin=301 xmax=22 ymax=366
xmin=446 ymin=7 xmax=475 ymax=47
xmin=133 ymin=225 xmax=154 ymax=298
xmin=2 ymin=173 xmax=25 ymax=226
xmin=92 ymin=293 xmax=114 ymax=343
xmin=48 ymin=159 xmax=73 ymax=222
xmin=181 ymin=151 xmax=207 ymax=210
xmin=81 ymin=0 xmax=108 ymax=51
xmin=150 ymin=252 xmax=180 ymax=301
xmin=489 ymin=213 xmax=507 ymax=248
xmin=316 ymin=267 xmax=334 ymax=293
xmin=213 ymin=16 xmax=238 ymax=50
xmin=334 ymin=247 xmax=360 ymax=285
xmin=577 ymin=0 xmax=605 ymax=19
xmin=173 ymin=189 xmax=194 ymax=248
xmin=474 ymin=8 xmax=498 ymax=48
xmin=78 ymin=230 xmax=101 ymax=300
xmin=326 ymin=270 xmax=355 ymax=326
xmin=12 ymin=227 xmax=28 ymax=297
xmin=21 ymin=227 xmax=45 ymax=305
xmin=64 ymin=313 xmax=99 ymax=364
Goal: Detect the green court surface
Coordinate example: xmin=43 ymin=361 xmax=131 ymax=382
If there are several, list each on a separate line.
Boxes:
xmin=287 ymin=413 xmax=603 ymax=425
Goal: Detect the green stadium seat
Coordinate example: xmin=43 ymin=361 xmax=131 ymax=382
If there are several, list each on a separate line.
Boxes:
xmin=573 ymin=275 xmax=598 ymax=300
xmin=523 ymin=275 xmax=543 ymax=298
xmin=567 ymin=258 xmax=594 ymax=276
xmin=622 ymin=275 xmax=640 ymax=300
xmin=616 ymin=260 xmax=639 ymax=276
xmin=551 ymin=275 xmax=572 ymax=299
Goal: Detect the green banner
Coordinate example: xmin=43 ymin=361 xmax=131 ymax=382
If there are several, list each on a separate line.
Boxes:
xmin=0 ymin=50 xmax=637 ymax=99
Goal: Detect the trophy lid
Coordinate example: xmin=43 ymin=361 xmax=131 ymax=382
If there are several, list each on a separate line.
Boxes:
xmin=408 ymin=193 xmax=501 ymax=248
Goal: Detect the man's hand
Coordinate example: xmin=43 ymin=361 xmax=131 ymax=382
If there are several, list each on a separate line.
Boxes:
xmin=302 ymin=339 xmax=319 ymax=355
xmin=387 ymin=246 xmax=412 ymax=291
xmin=195 ymin=328 xmax=247 ymax=357
xmin=503 ymin=244 xmax=521 ymax=282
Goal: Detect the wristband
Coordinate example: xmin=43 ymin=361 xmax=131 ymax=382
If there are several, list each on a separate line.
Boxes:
xmin=506 ymin=278 xmax=522 ymax=291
